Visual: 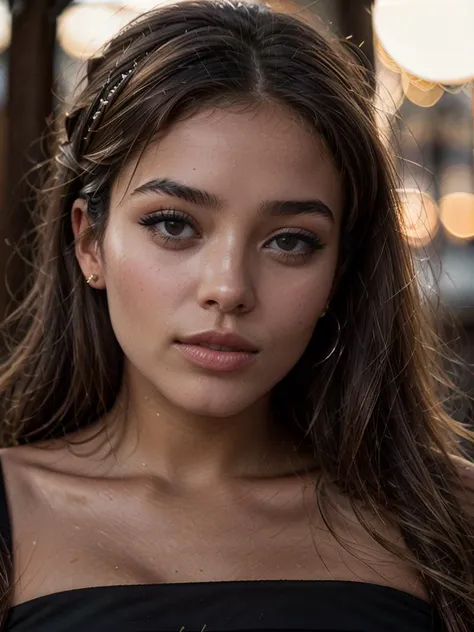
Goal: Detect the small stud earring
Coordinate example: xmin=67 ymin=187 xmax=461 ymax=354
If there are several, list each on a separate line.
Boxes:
xmin=86 ymin=274 xmax=98 ymax=285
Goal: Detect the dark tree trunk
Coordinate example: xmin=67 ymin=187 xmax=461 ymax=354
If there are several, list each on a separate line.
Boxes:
xmin=0 ymin=0 xmax=60 ymax=319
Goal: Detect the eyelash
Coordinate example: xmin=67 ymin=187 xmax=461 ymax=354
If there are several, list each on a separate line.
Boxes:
xmin=138 ymin=208 xmax=325 ymax=262
xmin=138 ymin=208 xmax=199 ymax=246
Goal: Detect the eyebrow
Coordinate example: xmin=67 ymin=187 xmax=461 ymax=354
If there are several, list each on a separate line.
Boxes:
xmin=130 ymin=177 xmax=335 ymax=223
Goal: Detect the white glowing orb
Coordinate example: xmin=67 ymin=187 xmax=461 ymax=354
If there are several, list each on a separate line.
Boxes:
xmin=373 ymin=0 xmax=474 ymax=84
xmin=58 ymin=4 xmax=136 ymax=59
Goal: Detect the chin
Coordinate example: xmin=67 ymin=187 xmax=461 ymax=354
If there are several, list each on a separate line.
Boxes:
xmin=163 ymin=381 xmax=266 ymax=419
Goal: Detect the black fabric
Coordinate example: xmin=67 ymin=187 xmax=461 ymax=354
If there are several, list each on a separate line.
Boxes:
xmin=0 ymin=459 xmax=440 ymax=632
xmin=5 ymin=580 xmax=439 ymax=632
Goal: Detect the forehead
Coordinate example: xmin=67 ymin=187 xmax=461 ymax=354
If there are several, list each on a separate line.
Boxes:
xmin=112 ymin=103 xmax=343 ymax=223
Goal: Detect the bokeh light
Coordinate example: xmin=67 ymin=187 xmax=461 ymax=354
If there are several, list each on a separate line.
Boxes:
xmin=374 ymin=37 xmax=400 ymax=74
xmin=373 ymin=0 xmax=474 ymax=84
xmin=440 ymin=193 xmax=474 ymax=240
xmin=58 ymin=4 xmax=135 ymax=59
xmin=0 ymin=1 xmax=10 ymax=54
xmin=121 ymin=0 xmax=165 ymax=9
xmin=398 ymin=189 xmax=440 ymax=248
xmin=401 ymin=72 xmax=444 ymax=108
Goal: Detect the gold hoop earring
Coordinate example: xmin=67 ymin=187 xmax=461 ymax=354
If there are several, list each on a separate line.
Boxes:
xmin=86 ymin=274 xmax=98 ymax=285
xmin=313 ymin=310 xmax=341 ymax=365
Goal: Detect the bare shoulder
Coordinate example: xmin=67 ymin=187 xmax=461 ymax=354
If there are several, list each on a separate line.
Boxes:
xmin=0 ymin=441 xmax=81 ymax=504
xmin=0 ymin=420 xmax=113 ymax=481
xmin=0 ymin=444 xmax=43 ymax=477
xmin=0 ymin=445 xmax=53 ymax=497
xmin=0 ymin=442 xmax=67 ymax=473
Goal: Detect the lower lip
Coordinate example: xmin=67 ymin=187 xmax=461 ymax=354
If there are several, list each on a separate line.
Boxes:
xmin=174 ymin=343 xmax=258 ymax=372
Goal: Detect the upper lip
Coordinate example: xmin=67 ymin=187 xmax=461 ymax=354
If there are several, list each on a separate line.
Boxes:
xmin=177 ymin=330 xmax=259 ymax=353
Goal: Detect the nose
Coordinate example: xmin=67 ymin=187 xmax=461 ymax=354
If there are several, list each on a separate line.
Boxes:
xmin=196 ymin=237 xmax=256 ymax=315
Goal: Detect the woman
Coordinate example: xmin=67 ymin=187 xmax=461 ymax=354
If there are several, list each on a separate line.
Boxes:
xmin=0 ymin=0 xmax=472 ymax=630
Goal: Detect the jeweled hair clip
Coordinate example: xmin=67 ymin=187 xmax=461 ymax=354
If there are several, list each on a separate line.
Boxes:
xmin=82 ymin=58 xmax=140 ymax=146
xmin=64 ymin=51 xmax=149 ymax=152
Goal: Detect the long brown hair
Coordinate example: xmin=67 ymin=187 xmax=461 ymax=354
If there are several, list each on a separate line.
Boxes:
xmin=1 ymin=1 xmax=473 ymax=629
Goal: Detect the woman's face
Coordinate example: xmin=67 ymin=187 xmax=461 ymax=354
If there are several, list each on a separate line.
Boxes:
xmin=74 ymin=103 xmax=343 ymax=418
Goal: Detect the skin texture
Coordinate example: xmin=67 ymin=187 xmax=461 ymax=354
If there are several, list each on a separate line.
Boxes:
xmin=72 ymin=103 xmax=343 ymax=487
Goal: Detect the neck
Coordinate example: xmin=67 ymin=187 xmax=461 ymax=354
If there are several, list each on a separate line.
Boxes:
xmin=96 ymin=370 xmax=309 ymax=490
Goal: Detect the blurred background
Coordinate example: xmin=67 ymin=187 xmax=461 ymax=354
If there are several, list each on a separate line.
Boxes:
xmin=0 ymin=0 xmax=472 ymax=415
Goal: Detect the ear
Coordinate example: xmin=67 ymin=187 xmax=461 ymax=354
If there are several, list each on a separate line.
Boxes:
xmin=71 ymin=198 xmax=106 ymax=289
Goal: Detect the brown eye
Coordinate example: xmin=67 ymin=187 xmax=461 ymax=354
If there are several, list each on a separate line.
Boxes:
xmin=275 ymin=235 xmax=300 ymax=251
xmin=138 ymin=211 xmax=198 ymax=241
xmin=163 ymin=220 xmax=187 ymax=236
xmin=267 ymin=232 xmax=322 ymax=255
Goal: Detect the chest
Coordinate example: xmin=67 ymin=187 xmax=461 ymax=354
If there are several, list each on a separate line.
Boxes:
xmin=11 ymin=475 xmax=429 ymax=605
xmin=17 ymin=478 xmax=316 ymax=582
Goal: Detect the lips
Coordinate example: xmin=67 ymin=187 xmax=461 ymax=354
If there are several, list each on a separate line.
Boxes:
xmin=197 ymin=343 xmax=244 ymax=352
xmin=174 ymin=331 xmax=259 ymax=372
xmin=176 ymin=331 xmax=259 ymax=353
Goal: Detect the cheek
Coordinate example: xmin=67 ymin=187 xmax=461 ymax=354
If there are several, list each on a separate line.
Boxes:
xmin=272 ymin=290 xmax=322 ymax=347
xmin=260 ymin=260 xmax=337 ymax=367
xmin=101 ymin=230 xmax=186 ymax=330
xmin=266 ymin=263 xmax=335 ymax=329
